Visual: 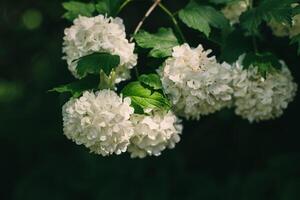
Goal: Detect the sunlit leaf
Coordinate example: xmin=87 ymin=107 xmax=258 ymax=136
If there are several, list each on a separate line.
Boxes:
xmin=134 ymin=28 xmax=179 ymax=58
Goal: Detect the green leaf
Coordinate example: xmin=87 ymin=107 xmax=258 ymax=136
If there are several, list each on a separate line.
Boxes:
xmin=293 ymin=4 xmax=300 ymax=16
xmin=208 ymin=0 xmax=237 ymax=4
xmin=121 ymin=82 xmax=171 ymax=114
xmin=220 ymin=29 xmax=252 ymax=63
xmin=49 ymin=76 xmax=98 ymax=98
xmin=95 ymin=0 xmax=123 ymax=17
xmin=76 ymin=53 xmax=120 ymax=78
xmin=242 ymin=52 xmax=282 ymax=77
xmin=178 ymin=0 xmax=230 ymax=37
xmin=290 ymin=34 xmax=300 ymax=55
xmin=240 ymin=0 xmax=298 ymax=35
xmin=134 ymin=28 xmax=179 ymax=58
xmin=62 ymin=1 xmax=95 ymax=21
xmin=240 ymin=9 xmax=263 ymax=35
xmin=138 ymin=74 xmax=162 ymax=90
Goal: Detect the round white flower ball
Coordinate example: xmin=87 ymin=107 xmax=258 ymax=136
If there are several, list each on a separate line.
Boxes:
xmin=63 ymin=15 xmax=137 ymax=83
xmin=159 ymin=43 xmax=233 ymax=120
xmin=127 ymin=110 xmax=183 ymax=158
xmin=62 ymin=90 xmax=135 ymax=156
xmin=231 ymin=56 xmax=297 ymax=122
xmin=222 ymin=0 xmax=249 ymax=25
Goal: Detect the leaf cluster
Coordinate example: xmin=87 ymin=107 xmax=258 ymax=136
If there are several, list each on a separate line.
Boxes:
xmin=62 ymin=0 xmax=123 ymax=20
xmin=122 ymin=74 xmax=171 ymax=114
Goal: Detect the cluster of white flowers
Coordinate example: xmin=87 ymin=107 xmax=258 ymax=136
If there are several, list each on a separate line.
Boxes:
xmin=269 ymin=4 xmax=300 ymax=38
xmin=159 ymin=44 xmax=297 ymax=122
xmin=231 ymin=56 xmax=297 ymax=122
xmin=60 ymin=12 xmax=298 ymax=159
xmin=221 ymin=0 xmax=249 ymax=25
xmin=128 ymin=110 xmax=182 ymax=158
xmin=62 ymin=90 xmax=135 ymax=156
xmin=63 ymin=15 xmax=137 ymax=83
xmin=160 ymin=44 xmax=233 ymax=119
xmin=61 ymin=15 xmax=184 ymax=158
xmin=62 ymin=90 xmax=183 ymax=157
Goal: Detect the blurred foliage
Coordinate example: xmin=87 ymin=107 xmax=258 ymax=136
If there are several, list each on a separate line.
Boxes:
xmin=0 ymin=0 xmax=299 ymax=200
xmin=22 ymin=9 xmax=43 ymax=30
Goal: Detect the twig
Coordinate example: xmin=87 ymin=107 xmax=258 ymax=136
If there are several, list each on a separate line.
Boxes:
xmin=158 ymin=3 xmax=186 ymax=43
xmin=129 ymin=0 xmax=161 ymax=42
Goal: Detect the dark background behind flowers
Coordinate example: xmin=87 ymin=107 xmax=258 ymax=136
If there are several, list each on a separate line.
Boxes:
xmin=1 ymin=0 xmax=300 ymax=199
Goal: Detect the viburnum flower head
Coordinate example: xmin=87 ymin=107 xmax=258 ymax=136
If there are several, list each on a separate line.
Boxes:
xmin=127 ymin=110 xmax=183 ymax=158
xmin=63 ymin=15 xmax=137 ymax=83
xmin=268 ymin=15 xmax=300 ymax=38
xmin=268 ymin=20 xmax=290 ymax=37
xmin=231 ymin=56 xmax=297 ymax=122
xmin=62 ymin=90 xmax=134 ymax=156
xmin=268 ymin=3 xmax=300 ymax=38
xmin=159 ymin=43 xmax=233 ymax=120
xmin=222 ymin=0 xmax=249 ymax=25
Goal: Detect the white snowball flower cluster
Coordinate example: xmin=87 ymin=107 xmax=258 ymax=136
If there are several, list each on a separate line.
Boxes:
xmin=160 ymin=43 xmax=233 ymax=120
xmin=231 ymin=56 xmax=297 ymax=122
xmin=63 ymin=15 xmax=137 ymax=83
xmin=221 ymin=0 xmax=249 ymax=25
xmin=62 ymin=90 xmax=135 ymax=156
xmin=127 ymin=110 xmax=182 ymax=158
xmin=269 ymin=4 xmax=300 ymax=38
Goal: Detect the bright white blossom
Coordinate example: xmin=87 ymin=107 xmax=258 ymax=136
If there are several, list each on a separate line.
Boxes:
xmin=159 ymin=43 xmax=233 ymax=120
xmin=127 ymin=110 xmax=182 ymax=158
xmin=62 ymin=90 xmax=134 ymax=156
xmin=63 ymin=15 xmax=137 ymax=83
xmin=222 ymin=0 xmax=249 ymax=25
xmin=231 ymin=56 xmax=297 ymax=122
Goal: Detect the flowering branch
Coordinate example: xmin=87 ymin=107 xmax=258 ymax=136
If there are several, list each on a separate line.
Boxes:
xmin=55 ymin=0 xmax=299 ymax=159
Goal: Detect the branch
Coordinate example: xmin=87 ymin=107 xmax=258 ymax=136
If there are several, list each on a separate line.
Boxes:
xmin=130 ymin=0 xmax=161 ymax=42
xmin=158 ymin=3 xmax=186 ymax=43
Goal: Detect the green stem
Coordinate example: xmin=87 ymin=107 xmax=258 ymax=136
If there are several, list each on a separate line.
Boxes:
xmin=134 ymin=66 xmax=139 ymax=78
xmin=158 ymin=3 xmax=186 ymax=44
xmin=252 ymin=36 xmax=258 ymax=53
xmin=249 ymin=0 xmax=258 ymax=53
xmin=117 ymin=0 xmax=133 ymax=15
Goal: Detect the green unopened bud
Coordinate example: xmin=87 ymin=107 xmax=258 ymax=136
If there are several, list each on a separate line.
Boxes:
xmin=98 ymin=70 xmax=116 ymax=90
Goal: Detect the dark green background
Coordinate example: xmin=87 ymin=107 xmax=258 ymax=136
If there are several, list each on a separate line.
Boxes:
xmin=1 ymin=0 xmax=300 ymax=199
